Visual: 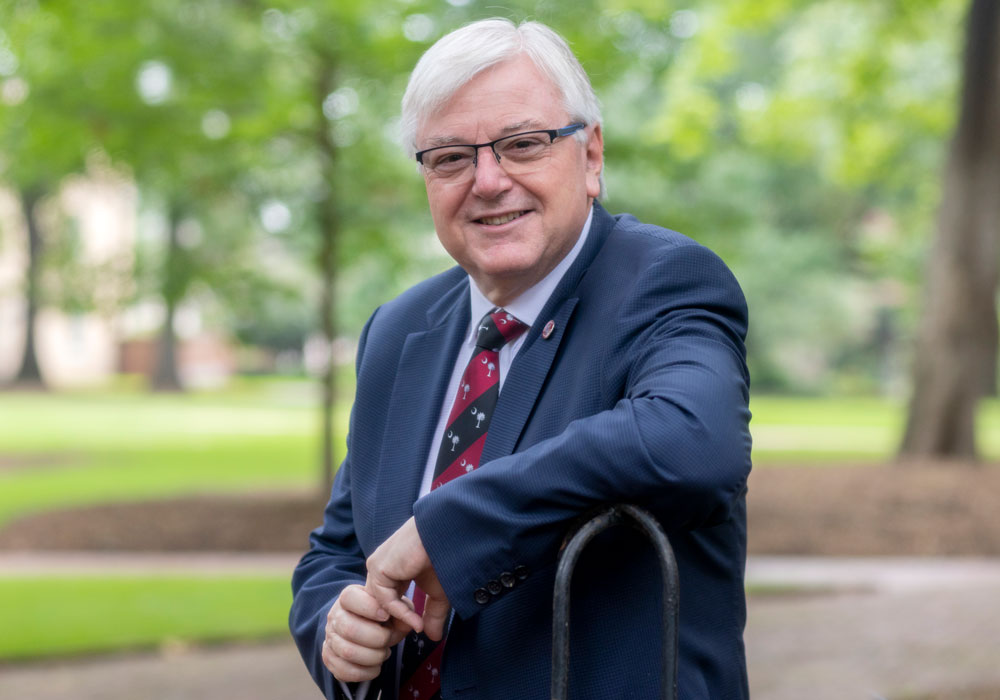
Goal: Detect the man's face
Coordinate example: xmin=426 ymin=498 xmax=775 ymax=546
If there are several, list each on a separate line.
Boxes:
xmin=417 ymin=55 xmax=603 ymax=306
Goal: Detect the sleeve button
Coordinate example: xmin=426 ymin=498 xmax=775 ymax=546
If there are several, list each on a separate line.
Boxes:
xmin=514 ymin=565 xmax=530 ymax=581
xmin=486 ymin=579 xmax=502 ymax=595
xmin=500 ymin=571 xmax=516 ymax=588
xmin=474 ymin=588 xmax=491 ymax=605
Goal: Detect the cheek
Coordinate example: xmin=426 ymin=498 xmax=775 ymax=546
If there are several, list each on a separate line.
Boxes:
xmin=427 ymin=193 xmax=463 ymax=239
xmin=426 ymin=182 xmax=463 ymax=216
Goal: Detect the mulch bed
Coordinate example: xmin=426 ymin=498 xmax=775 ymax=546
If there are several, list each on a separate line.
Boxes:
xmin=0 ymin=492 xmax=329 ymax=552
xmin=2 ymin=461 xmax=1000 ymax=556
xmin=746 ymin=460 xmax=1000 ymax=556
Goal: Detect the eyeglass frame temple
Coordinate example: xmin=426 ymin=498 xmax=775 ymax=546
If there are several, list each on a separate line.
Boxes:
xmin=414 ymin=122 xmax=587 ymax=167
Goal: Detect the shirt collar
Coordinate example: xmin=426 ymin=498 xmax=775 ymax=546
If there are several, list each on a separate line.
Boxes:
xmin=467 ymin=205 xmax=594 ymax=341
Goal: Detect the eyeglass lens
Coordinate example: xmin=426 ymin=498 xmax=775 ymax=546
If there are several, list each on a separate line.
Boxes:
xmin=424 ymin=131 xmax=556 ymax=179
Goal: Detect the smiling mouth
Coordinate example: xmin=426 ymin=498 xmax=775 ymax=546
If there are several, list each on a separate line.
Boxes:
xmin=476 ymin=211 xmax=528 ymax=226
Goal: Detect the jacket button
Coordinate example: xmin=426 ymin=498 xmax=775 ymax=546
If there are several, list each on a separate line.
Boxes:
xmin=474 ymin=588 xmax=490 ymax=605
xmin=500 ymin=571 xmax=516 ymax=588
xmin=486 ymin=579 xmax=502 ymax=595
xmin=514 ymin=565 xmax=530 ymax=581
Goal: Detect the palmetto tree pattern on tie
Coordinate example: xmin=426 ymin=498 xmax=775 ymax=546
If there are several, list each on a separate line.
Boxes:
xmin=430 ymin=308 xmax=528 ymax=489
xmin=400 ymin=308 xmax=528 ymax=700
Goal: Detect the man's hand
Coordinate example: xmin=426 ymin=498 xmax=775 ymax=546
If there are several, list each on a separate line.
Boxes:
xmin=323 ymin=584 xmax=410 ymax=683
xmin=364 ymin=516 xmax=452 ymax=640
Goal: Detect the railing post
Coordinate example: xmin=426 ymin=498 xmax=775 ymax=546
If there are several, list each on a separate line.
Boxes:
xmin=551 ymin=504 xmax=679 ymax=700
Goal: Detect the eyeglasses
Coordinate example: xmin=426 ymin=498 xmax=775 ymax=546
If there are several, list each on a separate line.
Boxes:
xmin=415 ymin=123 xmax=586 ymax=181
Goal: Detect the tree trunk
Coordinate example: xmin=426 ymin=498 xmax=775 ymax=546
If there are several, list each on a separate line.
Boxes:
xmin=315 ymin=55 xmax=340 ymax=496
xmin=12 ymin=187 xmax=47 ymax=390
xmin=900 ymin=0 xmax=1000 ymax=459
xmin=152 ymin=201 xmax=185 ymax=392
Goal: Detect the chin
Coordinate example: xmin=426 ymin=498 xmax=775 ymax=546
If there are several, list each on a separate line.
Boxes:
xmin=477 ymin=251 xmax=537 ymax=277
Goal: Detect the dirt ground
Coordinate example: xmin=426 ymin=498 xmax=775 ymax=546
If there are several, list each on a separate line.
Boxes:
xmin=3 ymin=460 xmax=1000 ymax=555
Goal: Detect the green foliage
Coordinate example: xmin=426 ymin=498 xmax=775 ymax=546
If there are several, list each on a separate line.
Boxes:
xmin=0 ymin=576 xmax=291 ymax=660
xmin=590 ymin=0 xmax=968 ymax=391
xmin=0 ymin=0 xmax=984 ymax=393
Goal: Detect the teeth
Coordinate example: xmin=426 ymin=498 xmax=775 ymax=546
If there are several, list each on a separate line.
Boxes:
xmin=480 ymin=211 xmax=524 ymax=226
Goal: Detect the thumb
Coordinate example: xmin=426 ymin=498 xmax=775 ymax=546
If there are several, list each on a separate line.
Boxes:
xmin=422 ymin=594 xmax=452 ymax=642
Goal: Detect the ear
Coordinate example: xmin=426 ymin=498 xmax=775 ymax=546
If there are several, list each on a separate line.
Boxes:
xmin=583 ymin=123 xmax=604 ymax=200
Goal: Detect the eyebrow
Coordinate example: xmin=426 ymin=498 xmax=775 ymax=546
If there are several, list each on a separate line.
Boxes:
xmin=422 ymin=120 xmax=548 ymax=148
xmin=499 ymin=119 xmax=544 ymax=135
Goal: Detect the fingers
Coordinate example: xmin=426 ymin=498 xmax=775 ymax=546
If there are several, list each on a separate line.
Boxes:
xmin=387 ymin=614 xmax=414 ymax=647
xmin=414 ymin=565 xmax=451 ymax=641
xmin=339 ymin=583 xmax=390 ymax=626
xmin=364 ymin=517 xmax=435 ymax=632
xmin=322 ymin=635 xmax=389 ymax=682
xmin=323 ymin=584 xmax=398 ymax=683
xmin=422 ymin=594 xmax=452 ymax=642
xmin=365 ymin=571 xmax=424 ymax=632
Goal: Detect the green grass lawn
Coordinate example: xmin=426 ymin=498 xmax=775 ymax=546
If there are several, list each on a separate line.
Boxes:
xmin=2 ymin=383 xmax=998 ymax=528
xmin=749 ymin=395 xmax=1000 ymax=463
xmin=1 ymin=382 xmax=998 ymax=662
xmin=0 ymin=379 xmax=328 ymax=663
xmin=0 ymin=575 xmax=292 ymax=661
xmin=0 ymin=378 xmax=342 ymax=527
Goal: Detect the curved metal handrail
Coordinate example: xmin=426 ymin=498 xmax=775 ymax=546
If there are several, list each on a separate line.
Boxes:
xmin=551 ymin=504 xmax=679 ymax=700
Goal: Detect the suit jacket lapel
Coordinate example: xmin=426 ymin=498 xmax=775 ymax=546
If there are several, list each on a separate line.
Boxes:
xmin=372 ymin=280 xmax=469 ymax=544
xmin=482 ymin=296 xmax=578 ymax=463
xmin=482 ymin=202 xmax=615 ymax=462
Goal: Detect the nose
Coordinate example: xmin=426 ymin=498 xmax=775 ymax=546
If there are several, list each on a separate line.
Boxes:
xmin=470 ymin=145 xmax=512 ymax=199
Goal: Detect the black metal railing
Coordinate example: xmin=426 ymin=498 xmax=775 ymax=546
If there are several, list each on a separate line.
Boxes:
xmin=551 ymin=504 xmax=679 ymax=700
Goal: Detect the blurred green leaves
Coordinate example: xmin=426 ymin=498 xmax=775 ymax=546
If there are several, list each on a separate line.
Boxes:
xmin=0 ymin=0 xmax=973 ymax=393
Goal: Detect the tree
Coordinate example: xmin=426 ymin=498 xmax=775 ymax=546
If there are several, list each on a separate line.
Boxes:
xmin=241 ymin=1 xmax=445 ymax=493
xmin=0 ymin=0 xmax=116 ymax=389
xmin=11 ymin=187 xmax=45 ymax=389
xmin=93 ymin=1 xmax=278 ymax=392
xmin=900 ymin=0 xmax=1000 ymax=459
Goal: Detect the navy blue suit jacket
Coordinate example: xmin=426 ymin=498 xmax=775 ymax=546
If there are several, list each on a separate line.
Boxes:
xmin=290 ymin=202 xmax=752 ymax=699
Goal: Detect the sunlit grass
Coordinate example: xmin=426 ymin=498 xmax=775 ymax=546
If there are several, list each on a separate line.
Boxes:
xmin=0 ymin=378 xmax=346 ymax=526
xmin=0 ymin=378 xmax=320 ymax=451
xmin=750 ymin=395 xmax=1000 ymax=463
xmin=2 ymin=382 xmax=998 ymax=527
xmin=0 ymin=576 xmax=291 ymax=661
xmin=0 ymin=441 xmax=316 ymax=527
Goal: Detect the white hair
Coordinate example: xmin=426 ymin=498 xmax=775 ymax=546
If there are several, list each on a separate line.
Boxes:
xmin=400 ymin=18 xmax=605 ymax=196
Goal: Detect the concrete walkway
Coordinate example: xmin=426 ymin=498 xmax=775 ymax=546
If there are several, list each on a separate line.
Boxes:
xmin=2 ymin=554 xmax=999 ymax=699
xmin=745 ymin=557 xmax=1000 ymax=699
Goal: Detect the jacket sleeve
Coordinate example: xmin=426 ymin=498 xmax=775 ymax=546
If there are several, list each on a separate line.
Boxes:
xmin=412 ymin=242 xmax=752 ymax=620
xmin=289 ymin=317 xmax=377 ymax=700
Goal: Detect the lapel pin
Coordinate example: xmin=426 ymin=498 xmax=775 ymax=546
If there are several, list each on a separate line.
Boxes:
xmin=542 ymin=320 xmax=556 ymax=339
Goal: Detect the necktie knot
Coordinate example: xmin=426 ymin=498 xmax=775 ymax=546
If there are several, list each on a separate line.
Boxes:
xmin=476 ymin=308 xmax=528 ymax=351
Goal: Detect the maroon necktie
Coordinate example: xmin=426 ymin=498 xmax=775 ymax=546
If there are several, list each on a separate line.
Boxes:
xmin=399 ymin=308 xmax=528 ymax=700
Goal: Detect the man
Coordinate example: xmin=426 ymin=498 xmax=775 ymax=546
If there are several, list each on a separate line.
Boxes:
xmin=290 ymin=18 xmax=751 ymax=700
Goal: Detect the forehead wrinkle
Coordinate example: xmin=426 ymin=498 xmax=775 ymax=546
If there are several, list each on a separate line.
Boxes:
xmin=499 ymin=119 xmax=545 ymax=135
xmin=424 ymin=134 xmax=465 ymax=147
